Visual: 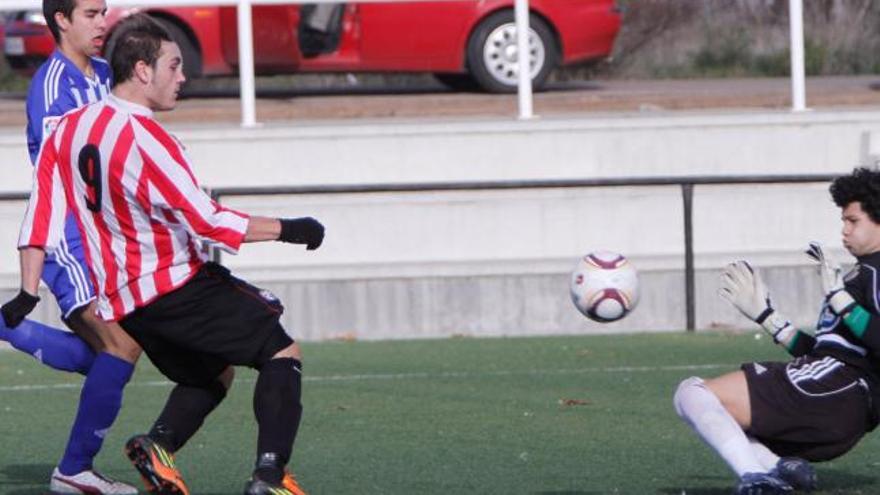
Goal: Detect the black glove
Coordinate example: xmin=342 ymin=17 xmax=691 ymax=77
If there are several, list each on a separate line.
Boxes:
xmin=1 ymin=289 xmax=40 ymax=328
xmin=279 ymin=217 xmax=324 ymax=250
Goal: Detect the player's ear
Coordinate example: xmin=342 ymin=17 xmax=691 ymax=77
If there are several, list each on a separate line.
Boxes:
xmin=54 ymin=11 xmax=72 ymax=34
xmin=134 ymin=60 xmax=152 ymax=84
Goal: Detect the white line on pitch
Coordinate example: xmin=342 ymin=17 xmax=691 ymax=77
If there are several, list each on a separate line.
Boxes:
xmin=0 ymin=363 xmax=734 ymax=392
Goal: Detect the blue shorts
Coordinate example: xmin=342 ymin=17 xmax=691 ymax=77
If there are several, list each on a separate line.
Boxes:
xmin=43 ymin=213 xmax=95 ymax=319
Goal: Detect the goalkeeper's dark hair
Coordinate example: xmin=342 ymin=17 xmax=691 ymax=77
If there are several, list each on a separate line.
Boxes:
xmin=830 ymin=167 xmax=880 ymax=223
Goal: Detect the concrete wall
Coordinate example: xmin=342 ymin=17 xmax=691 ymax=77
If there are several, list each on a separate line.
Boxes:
xmin=2 ymin=109 xmax=880 ymax=193
xmin=0 ymin=109 xmax=874 ymax=339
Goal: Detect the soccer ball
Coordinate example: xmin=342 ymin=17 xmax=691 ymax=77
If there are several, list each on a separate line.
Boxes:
xmin=569 ymin=251 xmax=639 ymax=323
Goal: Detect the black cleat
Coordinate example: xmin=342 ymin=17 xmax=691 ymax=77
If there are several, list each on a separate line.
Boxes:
xmin=244 ymin=477 xmax=297 ymax=495
xmin=772 ymin=457 xmax=818 ymax=492
xmin=734 ymin=472 xmax=793 ymax=495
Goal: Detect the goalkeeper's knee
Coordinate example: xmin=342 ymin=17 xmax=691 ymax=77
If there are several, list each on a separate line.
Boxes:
xmin=673 ymin=376 xmax=706 ymax=419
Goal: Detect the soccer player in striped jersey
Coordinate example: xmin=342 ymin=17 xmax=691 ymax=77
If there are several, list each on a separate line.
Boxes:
xmin=673 ymin=167 xmax=880 ymax=495
xmin=9 ymin=13 xmax=319 ymax=495
xmin=0 ymin=1 xmax=140 ymax=493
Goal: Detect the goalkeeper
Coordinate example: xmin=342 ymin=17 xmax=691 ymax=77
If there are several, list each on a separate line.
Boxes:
xmin=674 ymin=167 xmax=880 ymax=495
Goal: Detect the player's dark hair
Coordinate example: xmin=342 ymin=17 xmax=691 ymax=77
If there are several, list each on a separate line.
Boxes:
xmin=830 ymin=167 xmax=880 ymax=224
xmin=43 ymin=0 xmax=77 ymax=42
xmin=107 ymin=13 xmax=172 ymax=86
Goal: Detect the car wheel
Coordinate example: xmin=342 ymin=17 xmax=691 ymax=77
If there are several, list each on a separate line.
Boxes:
xmin=153 ymin=18 xmax=202 ymax=80
xmin=466 ymin=10 xmax=558 ymax=93
xmin=434 ymin=73 xmax=480 ymax=92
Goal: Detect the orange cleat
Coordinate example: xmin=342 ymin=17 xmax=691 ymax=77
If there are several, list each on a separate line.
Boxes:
xmin=243 ymin=470 xmax=307 ymax=495
xmin=124 ymin=434 xmax=190 ymax=495
xmin=281 ymin=470 xmax=307 ymax=495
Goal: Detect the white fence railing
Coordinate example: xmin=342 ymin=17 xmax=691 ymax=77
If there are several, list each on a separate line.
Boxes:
xmin=788 ymin=0 xmax=806 ymax=112
xmin=1 ymin=0 xmax=808 ymax=125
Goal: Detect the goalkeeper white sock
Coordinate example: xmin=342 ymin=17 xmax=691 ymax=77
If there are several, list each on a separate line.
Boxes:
xmin=747 ymin=436 xmax=781 ymax=471
xmin=674 ymin=377 xmax=766 ymax=477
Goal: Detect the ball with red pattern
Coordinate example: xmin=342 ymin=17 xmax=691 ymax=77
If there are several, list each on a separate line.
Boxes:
xmin=570 ymin=251 xmax=639 ymax=322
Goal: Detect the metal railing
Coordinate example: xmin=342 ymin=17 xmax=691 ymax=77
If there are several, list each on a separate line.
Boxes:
xmin=0 ymin=192 xmax=28 ymax=202
xmin=1 ymin=0 xmax=810 ymax=124
xmin=1 ymin=173 xmax=839 ymax=331
xmin=205 ymin=173 xmax=839 ymax=332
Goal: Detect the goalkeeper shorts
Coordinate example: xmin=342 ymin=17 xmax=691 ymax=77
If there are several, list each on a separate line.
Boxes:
xmin=743 ymin=355 xmax=873 ymax=461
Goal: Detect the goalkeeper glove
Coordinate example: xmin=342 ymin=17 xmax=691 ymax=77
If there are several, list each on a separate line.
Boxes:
xmin=719 ymin=260 xmax=796 ymax=344
xmin=1 ymin=289 xmax=40 ymax=328
xmin=805 ymin=241 xmax=856 ymax=316
xmin=279 ymin=217 xmax=324 ymax=250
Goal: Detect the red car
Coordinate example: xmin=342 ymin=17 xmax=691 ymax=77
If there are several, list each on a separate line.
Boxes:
xmin=4 ymin=1 xmax=621 ymax=93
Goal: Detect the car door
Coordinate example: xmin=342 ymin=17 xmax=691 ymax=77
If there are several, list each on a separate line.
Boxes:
xmin=219 ymin=5 xmax=301 ymax=72
xmin=355 ymin=1 xmax=477 ymax=71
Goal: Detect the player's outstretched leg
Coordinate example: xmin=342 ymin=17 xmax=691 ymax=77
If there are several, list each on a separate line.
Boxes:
xmin=0 ymin=317 xmax=95 ymax=374
xmin=123 ymin=369 xmax=232 ymax=494
xmin=125 ymin=434 xmax=189 ymax=495
xmin=674 ymin=376 xmax=767 ymax=475
xmin=54 ymin=353 xmax=135 ymax=493
xmin=147 ymin=370 xmax=233 ymax=453
xmin=245 ymin=357 xmax=306 ymax=495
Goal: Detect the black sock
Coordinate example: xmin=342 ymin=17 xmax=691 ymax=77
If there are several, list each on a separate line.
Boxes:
xmin=149 ymin=380 xmax=227 ymax=452
xmin=253 ymin=358 xmax=303 ymax=484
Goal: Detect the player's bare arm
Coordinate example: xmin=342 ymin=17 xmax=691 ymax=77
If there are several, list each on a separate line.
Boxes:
xmin=18 ymin=246 xmax=45 ymax=298
xmin=0 ymin=247 xmax=46 ymax=329
xmin=244 ymin=216 xmax=282 ymax=242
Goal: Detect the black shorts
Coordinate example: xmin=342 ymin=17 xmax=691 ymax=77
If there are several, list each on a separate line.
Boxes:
xmin=743 ymin=355 xmax=873 ymax=461
xmin=120 ymin=262 xmax=294 ymax=387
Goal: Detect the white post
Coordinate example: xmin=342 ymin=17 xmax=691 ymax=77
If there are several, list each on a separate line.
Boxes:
xmin=237 ymin=0 xmax=258 ymax=127
xmin=788 ymin=0 xmax=806 ymax=112
xmin=514 ymin=0 xmax=534 ymax=120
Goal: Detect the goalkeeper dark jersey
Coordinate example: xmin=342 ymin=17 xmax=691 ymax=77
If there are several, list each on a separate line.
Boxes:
xmin=743 ymin=251 xmax=880 ymax=453
xmin=807 ymin=251 xmax=880 ymax=378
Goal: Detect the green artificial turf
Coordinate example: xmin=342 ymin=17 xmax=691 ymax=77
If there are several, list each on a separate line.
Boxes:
xmin=0 ymin=332 xmax=877 ymax=494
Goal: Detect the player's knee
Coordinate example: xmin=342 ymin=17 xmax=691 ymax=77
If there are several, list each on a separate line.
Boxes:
xmin=218 ymin=366 xmax=235 ymax=391
xmin=673 ymin=376 xmax=705 ymax=418
xmin=98 ymin=325 xmax=142 ymax=363
xmin=64 ymin=306 xmax=103 ymax=351
xmin=105 ymin=334 xmax=142 ymax=362
xmin=271 ymin=342 xmax=302 ymax=361
xmin=109 ymin=343 xmax=141 ymax=363
xmin=69 ymin=307 xmax=142 ymax=363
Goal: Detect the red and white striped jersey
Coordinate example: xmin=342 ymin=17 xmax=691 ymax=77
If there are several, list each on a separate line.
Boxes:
xmin=19 ymin=94 xmax=250 ymax=321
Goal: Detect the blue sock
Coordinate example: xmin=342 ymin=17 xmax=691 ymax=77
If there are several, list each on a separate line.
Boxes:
xmin=0 ymin=318 xmax=95 ymax=375
xmin=58 ymin=352 xmax=134 ymax=475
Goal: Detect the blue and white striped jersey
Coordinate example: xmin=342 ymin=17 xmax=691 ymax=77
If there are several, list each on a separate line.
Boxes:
xmin=25 ymin=49 xmax=112 ymax=164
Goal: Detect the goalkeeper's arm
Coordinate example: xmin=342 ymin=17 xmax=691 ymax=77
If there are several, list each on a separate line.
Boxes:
xmin=720 ymin=260 xmax=814 ymax=356
xmin=776 ymin=326 xmax=815 ymax=357
xmin=751 ymin=308 xmax=814 ymax=356
xmin=827 ymin=296 xmax=880 ymax=353
xmin=805 ymin=243 xmax=880 ymax=352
